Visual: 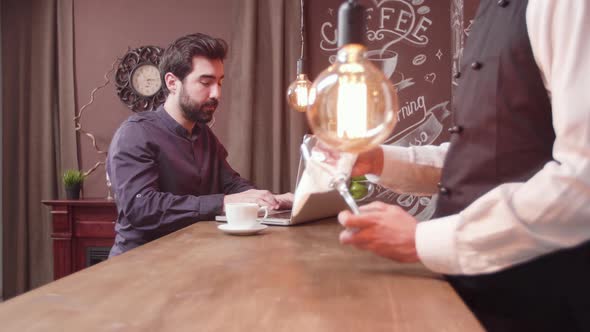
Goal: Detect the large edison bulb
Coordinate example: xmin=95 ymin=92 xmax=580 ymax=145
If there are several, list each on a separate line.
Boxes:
xmin=286 ymin=73 xmax=312 ymax=112
xmin=307 ymin=44 xmax=398 ymax=153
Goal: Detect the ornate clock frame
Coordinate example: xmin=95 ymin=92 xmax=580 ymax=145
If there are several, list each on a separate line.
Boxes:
xmin=115 ymin=45 xmax=166 ymax=112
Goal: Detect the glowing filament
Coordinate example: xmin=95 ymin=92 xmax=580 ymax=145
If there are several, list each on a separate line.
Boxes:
xmin=294 ymin=85 xmax=309 ymax=107
xmin=337 ymin=76 xmax=367 ymax=139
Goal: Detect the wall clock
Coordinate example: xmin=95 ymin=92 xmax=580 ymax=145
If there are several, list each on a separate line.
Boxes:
xmin=115 ymin=45 xmax=166 ymax=112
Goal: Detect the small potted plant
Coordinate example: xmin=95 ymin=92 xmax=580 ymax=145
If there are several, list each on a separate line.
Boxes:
xmin=63 ymin=169 xmax=86 ymax=200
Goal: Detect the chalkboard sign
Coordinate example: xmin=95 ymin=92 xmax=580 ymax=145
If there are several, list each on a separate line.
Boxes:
xmin=308 ymin=0 xmax=479 ymax=220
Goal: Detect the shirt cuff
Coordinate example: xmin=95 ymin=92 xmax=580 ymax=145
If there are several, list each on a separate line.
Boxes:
xmin=365 ymin=173 xmax=381 ymax=183
xmin=364 ymin=145 xmax=411 ymax=183
xmin=196 ymin=193 xmax=225 ymax=218
xmin=380 ymin=144 xmax=412 ymax=175
xmin=415 ymin=214 xmax=462 ymax=275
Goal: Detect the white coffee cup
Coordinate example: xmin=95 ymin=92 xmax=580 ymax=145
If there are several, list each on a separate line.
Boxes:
xmin=225 ymin=203 xmax=269 ymax=229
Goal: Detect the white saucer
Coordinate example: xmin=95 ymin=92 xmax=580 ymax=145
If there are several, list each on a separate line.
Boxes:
xmin=218 ymin=223 xmax=268 ymax=236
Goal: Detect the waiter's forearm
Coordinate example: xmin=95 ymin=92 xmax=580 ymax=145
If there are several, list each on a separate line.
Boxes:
xmin=368 ymin=143 xmax=449 ymax=195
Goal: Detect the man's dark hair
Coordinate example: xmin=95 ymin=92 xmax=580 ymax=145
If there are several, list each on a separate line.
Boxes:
xmin=159 ymin=33 xmax=228 ymax=93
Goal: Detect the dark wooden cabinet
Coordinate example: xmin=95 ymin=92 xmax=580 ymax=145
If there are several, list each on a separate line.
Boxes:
xmin=42 ymin=199 xmax=117 ymax=280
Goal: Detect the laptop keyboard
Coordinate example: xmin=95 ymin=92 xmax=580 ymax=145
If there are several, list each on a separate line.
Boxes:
xmin=265 ymin=210 xmax=292 ymax=219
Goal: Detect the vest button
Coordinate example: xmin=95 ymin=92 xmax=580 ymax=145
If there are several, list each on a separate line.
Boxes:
xmin=453 ymin=71 xmax=461 ymax=79
xmin=497 ymin=0 xmax=509 ymax=7
xmin=437 ymin=182 xmax=450 ymax=195
xmin=448 ymin=125 xmax=463 ymax=134
xmin=471 ymin=61 xmax=483 ymax=70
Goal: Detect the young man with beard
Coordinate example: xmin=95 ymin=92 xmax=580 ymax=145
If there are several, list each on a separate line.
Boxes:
xmin=107 ymin=33 xmax=292 ymax=257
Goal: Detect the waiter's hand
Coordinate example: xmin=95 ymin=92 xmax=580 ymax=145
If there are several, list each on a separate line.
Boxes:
xmin=224 ymin=189 xmax=279 ymax=210
xmin=338 ymin=201 xmax=419 ymax=263
xmin=274 ymin=192 xmax=294 ymax=210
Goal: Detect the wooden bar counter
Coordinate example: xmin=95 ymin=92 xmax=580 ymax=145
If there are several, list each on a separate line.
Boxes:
xmin=0 ymin=219 xmax=483 ymax=331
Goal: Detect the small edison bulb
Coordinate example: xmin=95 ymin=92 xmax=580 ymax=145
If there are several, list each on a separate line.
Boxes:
xmin=286 ymin=74 xmax=312 ymax=112
xmin=307 ymin=44 xmax=398 ymax=153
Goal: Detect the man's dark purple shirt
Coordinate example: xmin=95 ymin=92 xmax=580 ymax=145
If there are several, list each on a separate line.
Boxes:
xmin=107 ymin=106 xmax=254 ymax=256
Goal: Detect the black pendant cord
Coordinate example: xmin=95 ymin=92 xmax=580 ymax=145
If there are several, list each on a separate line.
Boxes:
xmin=297 ymin=0 xmax=306 ymax=75
xmin=299 ymin=0 xmax=305 ymax=60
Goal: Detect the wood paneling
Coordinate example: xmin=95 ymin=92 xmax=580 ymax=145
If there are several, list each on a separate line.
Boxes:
xmin=43 ymin=200 xmax=117 ymax=279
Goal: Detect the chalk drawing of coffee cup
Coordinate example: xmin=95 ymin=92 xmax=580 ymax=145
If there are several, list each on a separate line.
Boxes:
xmin=366 ymin=49 xmax=398 ymax=80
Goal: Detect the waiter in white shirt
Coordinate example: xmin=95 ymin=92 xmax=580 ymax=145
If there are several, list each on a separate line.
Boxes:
xmin=337 ymin=1 xmax=590 ymax=331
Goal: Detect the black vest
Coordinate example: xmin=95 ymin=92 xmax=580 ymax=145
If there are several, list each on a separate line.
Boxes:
xmin=435 ymin=0 xmax=554 ymax=217
xmin=436 ymin=2 xmax=590 ymax=331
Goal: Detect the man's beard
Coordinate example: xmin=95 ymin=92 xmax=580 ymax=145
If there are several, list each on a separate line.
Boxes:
xmin=179 ymin=88 xmax=219 ymax=124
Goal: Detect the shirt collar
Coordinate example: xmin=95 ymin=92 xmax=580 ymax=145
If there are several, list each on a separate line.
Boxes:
xmin=155 ymin=105 xmax=201 ymax=139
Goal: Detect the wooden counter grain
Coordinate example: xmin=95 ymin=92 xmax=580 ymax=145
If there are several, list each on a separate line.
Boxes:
xmin=0 ymin=219 xmax=483 ymax=331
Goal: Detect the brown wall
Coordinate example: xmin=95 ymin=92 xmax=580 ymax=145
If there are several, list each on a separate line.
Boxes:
xmin=75 ymin=0 xmax=480 ymax=201
xmin=74 ymin=0 xmax=234 ymax=197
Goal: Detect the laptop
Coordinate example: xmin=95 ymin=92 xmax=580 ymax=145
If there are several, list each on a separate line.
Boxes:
xmin=215 ymin=136 xmax=349 ymax=226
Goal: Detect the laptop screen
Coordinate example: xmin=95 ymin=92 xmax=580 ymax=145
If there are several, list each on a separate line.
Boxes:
xmin=215 ymin=135 xmax=349 ymax=225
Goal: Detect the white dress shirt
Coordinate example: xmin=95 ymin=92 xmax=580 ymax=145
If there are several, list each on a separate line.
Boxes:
xmin=372 ymin=0 xmax=590 ymax=275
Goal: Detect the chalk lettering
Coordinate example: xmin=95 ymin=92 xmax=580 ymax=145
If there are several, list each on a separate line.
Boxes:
xmin=320 ymin=22 xmax=338 ymax=52
xmin=395 ymin=9 xmax=413 ymax=34
xmin=397 ymin=95 xmax=426 ymax=122
xmin=380 ymin=7 xmax=396 ymax=29
xmin=411 ymin=16 xmax=432 ymax=44
xmin=322 ymin=0 xmax=432 ymax=49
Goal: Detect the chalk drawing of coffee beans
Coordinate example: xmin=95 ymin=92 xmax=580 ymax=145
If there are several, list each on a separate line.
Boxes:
xmin=412 ymin=54 xmax=427 ymax=66
xmin=417 ymin=6 xmax=430 ymax=15
xmin=412 ymin=0 xmax=424 ymax=5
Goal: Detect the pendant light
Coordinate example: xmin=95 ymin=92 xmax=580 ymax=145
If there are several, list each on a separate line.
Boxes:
xmin=306 ymin=0 xmax=398 ymax=153
xmin=286 ymin=0 xmax=312 ymax=112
